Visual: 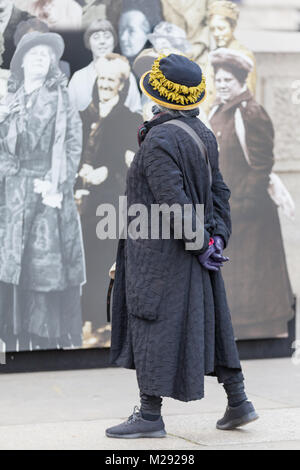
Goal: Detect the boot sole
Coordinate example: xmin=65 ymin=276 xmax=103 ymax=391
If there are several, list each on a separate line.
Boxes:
xmin=106 ymin=429 xmax=167 ymax=439
xmin=216 ymin=411 xmax=259 ymax=431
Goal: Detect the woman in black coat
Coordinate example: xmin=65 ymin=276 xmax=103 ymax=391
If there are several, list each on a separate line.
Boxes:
xmin=209 ymin=48 xmax=294 ymax=340
xmin=106 ymin=54 xmax=258 ymax=438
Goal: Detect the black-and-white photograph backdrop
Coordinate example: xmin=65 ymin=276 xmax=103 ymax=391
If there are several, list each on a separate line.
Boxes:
xmin=0 ymin=0 xmax=298 ymax=353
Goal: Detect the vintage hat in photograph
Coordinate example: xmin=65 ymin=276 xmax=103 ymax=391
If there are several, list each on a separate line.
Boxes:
xmin=147 ymin=22 xmax=191 ymax=54
xmin=210 ymin=48 xmax=253 ymax=74
xmin=140 ymin=53 xmax=206 ymax=110
xmin=10 ymin=31 xmax=64 ymax=77
xmin=208 ymin=0 xmax=240 ymax=22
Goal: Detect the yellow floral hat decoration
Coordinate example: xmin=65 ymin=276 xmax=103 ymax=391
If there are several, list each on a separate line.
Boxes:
xmin=140 ymin=53 xmax=206 ymax=110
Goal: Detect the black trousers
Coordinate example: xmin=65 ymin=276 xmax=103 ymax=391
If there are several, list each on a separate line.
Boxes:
xmin=140 ymin=366 xmax=244 ymax=415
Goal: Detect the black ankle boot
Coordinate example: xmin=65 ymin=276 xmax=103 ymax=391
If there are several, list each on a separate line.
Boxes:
xmin=217 ymin=401 xmax=259 ymax=430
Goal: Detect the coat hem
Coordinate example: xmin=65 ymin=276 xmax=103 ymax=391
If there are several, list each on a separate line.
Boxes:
xmin=109 ymin=359 xmax=242 ymax=402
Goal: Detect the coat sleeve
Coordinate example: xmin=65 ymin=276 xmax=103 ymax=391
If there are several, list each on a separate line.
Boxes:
xmin=237 ymin=100 xmax=275 ymax=197
xmin=240 ymin=100 xmax=274 ymax=175
xmin=209 ymin=133 xmax=232 ymax=249
xmin=142 ymin=128 xmax=211 ymax=255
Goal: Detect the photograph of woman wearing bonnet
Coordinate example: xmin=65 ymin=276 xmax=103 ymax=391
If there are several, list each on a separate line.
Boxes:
xmin=208 ymin=1 xmax=256 ymax=93
xmin=203 ymin=0 xmax=257 ymax=115
xmin=68 ymin=18 xmax=141 ymax=114
xmin=0 ymin=31 xmax=85 ymax=351
xmin=209 ymin=48 xmax=295 ymax=340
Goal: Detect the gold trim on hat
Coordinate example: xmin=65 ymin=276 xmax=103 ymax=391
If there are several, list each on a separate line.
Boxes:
xmin=147 ymin=54 xmax=206 ymax=107
xmin=140 ymin=71 xmax=206 ymax=111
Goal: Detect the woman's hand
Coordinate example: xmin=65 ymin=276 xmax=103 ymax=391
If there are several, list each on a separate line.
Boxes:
xmin=209 ymin=235 xmax=229 ymax=263
xmin=198 ymin=243 xmax=228 ymax=272
xmin=78 ymin=163 xmax=94 ymax=179
xmin=34 ymin=179 xmax=53 ymax=195
xmin=42 ymin=192 xmax=63 ymax=209
xmin=0 ymin=102 xmax=21 ymax=123
xmin=34 ymin=178 xmax=63 ymax=209
xmin=79 ymin=164 xmax=108 ymax=185
xmin=85 ymin=166 xmax=108 ymax=186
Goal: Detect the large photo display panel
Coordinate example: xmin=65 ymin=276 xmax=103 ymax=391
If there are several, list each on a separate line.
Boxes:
xmin=0 ymin=0 xmax=296 ymax=352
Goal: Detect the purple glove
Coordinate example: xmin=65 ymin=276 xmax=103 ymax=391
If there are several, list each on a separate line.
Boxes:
xmin=198 ymin=244 xmax=224 ymax=272
xmin=210 ymin=235 xmax=229 ymax=263
xmin=214 ymin=235 xmax=225 ymax=253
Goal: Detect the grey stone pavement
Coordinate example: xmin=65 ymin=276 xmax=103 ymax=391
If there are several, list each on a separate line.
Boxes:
xmin=0 ymin=354 xmax=300 ymax=450
xmin=0 ymin=304 xmax=298 ymax=451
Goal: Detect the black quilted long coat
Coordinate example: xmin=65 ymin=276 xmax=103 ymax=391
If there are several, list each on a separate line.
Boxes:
xmin=110 ymin=112 xmax=242 ymax=402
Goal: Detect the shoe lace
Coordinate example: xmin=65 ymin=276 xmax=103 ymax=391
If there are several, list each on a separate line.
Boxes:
xmin=126 ymin=406 xmax=141 ymax=425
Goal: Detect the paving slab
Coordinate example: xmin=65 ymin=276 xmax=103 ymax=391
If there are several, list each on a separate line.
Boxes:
xmin=0 ymin=407 xmax=299 ymax=450
xmin=1 ymin=358 xmax=300 ymax=427
xmin=0 ymin=420 xmax=200 ymax=451
xmin=166 ymin=408 xmax=300 ymax=447
xmin=0 ymin=357 xmax=300 ymax=449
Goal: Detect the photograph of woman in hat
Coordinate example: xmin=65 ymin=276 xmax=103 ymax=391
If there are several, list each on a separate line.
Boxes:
xmin=202 ymin=0 xmax=256 ymax=115
xmin=208 ymin=1 xmax=256 ymax=95
xmin=106 ymin=53 xmax=258 ymax=438
xmin=0 ymin=31 xmax=85 ymax=351
xmin=68 ymin=18 xmax=141 ymax=114
xmin=13 ymin=18 xmax=71 ymax=78
xmin=209 ymin=48 xmax=295 ymax=340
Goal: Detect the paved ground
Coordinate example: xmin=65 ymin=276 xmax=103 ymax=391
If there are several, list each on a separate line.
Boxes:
xmin=0 ymin=355 xmax=300 ymax=450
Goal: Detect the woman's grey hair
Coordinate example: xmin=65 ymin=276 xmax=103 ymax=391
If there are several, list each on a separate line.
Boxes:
xmin=156 ymin=104 xmax=199 ymax=118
